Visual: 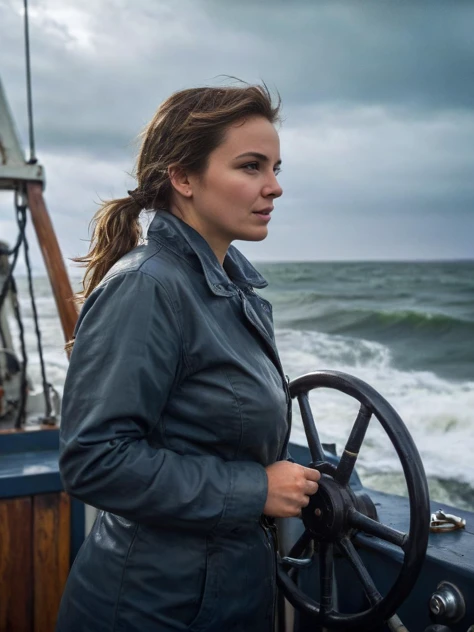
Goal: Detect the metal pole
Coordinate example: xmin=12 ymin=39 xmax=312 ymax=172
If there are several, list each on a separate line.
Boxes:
xmin=23 ymin=0 xmax=36 ymax=163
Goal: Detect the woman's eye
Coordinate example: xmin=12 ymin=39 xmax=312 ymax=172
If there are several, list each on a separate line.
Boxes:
xmin=241 ymin=162 xmax=281 ymax=175
xmin=243 ymin=162 xmax=259 ymax=171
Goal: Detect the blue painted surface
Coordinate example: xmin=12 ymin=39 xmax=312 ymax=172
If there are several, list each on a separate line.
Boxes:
xmin=0 ymin=449 xmax=62 ymax=497
xmin=0 ymin=428 xmax=62 ymax=498
xmin=0 ymin=427 xmax=59 ymax=454
xmin=0 ymin=427 xmax=86 ymax=566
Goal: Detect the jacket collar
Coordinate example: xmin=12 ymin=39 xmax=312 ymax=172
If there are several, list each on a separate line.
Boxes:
xmin=147 ymin=210 xmax=268 ymax=297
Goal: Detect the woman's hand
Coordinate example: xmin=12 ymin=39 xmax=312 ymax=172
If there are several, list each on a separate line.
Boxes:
xmin=263 ymin=461 xmax=321 ymax=518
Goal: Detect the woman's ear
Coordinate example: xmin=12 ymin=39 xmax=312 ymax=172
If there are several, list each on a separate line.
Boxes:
xmin=168 ymin=165 xmax=193 ymax=198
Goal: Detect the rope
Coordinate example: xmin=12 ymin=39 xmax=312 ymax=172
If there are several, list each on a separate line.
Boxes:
xmin=0 ymin=189 xmax=54 ymax=427
xmin=23 ymin=0 xmax=36 ymax=164
xmin=21 ymin=206 xmax=53 ymax=420
xmin=0 ymin=325 xmax=7 ymax=354
xmin=0 ymin=196 xmax=28 ymax=428
xmin=10 ymin=275 xmax=28 ymax=429
xmin=0 ymin=195 xmax=27 ymax=428
xmin=0 ymin=191 xmax=27 ymax=310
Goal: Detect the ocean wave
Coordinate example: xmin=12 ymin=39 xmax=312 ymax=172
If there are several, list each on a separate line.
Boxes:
xmin=354 ymin=472 xmax=474 ymax=512
xmin=282 ymin=307 xmax=473 ymax=335
xmin=276 ymin=327 xmax=474 ymax=504
xmin=274 ymin=307 xmax=474 ymax=379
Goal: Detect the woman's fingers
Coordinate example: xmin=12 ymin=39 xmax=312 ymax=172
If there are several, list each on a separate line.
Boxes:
xmin=263 ymin=461 xmax=322 ymax=518
xmin=305 ymin=480 xmax=319 ymax=496
xmin=303 ymin=467 xmax=321 ymax=482
xmin=300 ymin=466 xmax=320 ymax=500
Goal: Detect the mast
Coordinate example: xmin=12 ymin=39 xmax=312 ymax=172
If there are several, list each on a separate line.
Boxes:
xmin=0 ymin=78 xmax=78 ymax=345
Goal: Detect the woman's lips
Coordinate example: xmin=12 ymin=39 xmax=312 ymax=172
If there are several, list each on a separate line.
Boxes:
xmin=252 ymin=210 xmax=272 ymax=222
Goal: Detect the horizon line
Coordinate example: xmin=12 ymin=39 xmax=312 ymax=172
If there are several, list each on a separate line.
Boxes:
xmin=14 ymin=256 xmax=474 ymax=277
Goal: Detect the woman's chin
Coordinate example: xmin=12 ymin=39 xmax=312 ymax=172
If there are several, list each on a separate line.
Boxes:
xmin=237 ymin=226 xmax=269 ymax=242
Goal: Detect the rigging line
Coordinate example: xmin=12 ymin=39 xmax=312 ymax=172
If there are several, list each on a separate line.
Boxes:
xmin=23 ymin=0 xmax=36 ymax=163
xmin=0 ymin=213 xmax=26 ymax=311
xmin=3 ymin=199 xmax=29 ymax=429
xmin=22 ymin=205 xmax=53 ymax=419
xmin=10 ymin=275 xmax=28 ymax=429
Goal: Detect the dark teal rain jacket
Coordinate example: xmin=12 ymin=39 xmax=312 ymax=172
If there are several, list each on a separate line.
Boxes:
xmin=56 ymin=210 xmax=291 ymax=632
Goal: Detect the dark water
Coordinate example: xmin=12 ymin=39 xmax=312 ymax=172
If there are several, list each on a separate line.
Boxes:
xmin=258 ymin=260 xmax=474 ymax=381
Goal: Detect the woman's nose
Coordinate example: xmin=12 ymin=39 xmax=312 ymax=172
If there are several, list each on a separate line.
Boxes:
xmin=263 ymin=173 xmax=283 ymax=199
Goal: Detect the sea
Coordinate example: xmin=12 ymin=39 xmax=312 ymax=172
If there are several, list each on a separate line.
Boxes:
xmin=9 ymin=260 xmax=474 ymax=511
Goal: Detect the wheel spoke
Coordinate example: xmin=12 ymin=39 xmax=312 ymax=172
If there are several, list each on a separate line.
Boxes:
xmin=335 ymin=403 xmax=372 ymax=486
xmin=297 ymin=392 xmax=326 ymax=463
xmin=288 ymin=528 xmax=312 ymax=559
xmin=338 ymin=536 xmax=381 ymax=606
xmin=348 ymin=509 xmax=408 ymax=550
xmin=319 ymin=542 xmax=334 ymax=617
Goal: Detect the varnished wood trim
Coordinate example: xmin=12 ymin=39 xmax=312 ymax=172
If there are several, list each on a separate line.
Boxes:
xmin=26 ymin=182 xmax=78 ymax=347
xmin=33 ymin=492 xmax=70 ymax=632
xmin=0 ymin=497 xmax=33 ymax=632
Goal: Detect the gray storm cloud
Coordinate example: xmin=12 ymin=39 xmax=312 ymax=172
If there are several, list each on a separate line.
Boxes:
xmin=0 ymin=0 xmax=473 ymax=268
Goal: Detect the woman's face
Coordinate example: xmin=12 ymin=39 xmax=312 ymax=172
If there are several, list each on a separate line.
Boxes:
xmin=172 ymin=115 xmax=283 ymax=262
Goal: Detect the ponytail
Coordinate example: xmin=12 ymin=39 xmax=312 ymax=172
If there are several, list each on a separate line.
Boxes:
xmin=65 ymin=194 xmax=144 ymax=353
xmin=73 ymin=194 xmax=144 ymax=301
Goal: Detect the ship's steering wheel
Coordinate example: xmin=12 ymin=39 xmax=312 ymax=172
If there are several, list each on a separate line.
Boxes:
xmin=277 ymin=371 xmax=430 ymax=631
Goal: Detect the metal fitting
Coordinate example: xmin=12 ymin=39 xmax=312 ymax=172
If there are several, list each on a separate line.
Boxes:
xmin=428 ymin=581 xmax=466 ymax=623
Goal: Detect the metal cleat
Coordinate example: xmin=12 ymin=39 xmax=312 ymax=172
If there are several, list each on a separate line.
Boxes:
xmin=430 ymin=510 xmax=466 ymax=533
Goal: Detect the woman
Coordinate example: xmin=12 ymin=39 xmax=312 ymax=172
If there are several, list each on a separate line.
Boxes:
xmin=57 ymin=84 xmax=321 ymax=632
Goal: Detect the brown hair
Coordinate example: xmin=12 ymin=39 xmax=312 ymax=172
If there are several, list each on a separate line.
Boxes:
xmin=73 ymin=82 xmax=281 ymax=304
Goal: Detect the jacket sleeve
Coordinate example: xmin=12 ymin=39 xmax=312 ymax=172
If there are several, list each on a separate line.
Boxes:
xmin=59 ymin=270 xmax=268 ymax=534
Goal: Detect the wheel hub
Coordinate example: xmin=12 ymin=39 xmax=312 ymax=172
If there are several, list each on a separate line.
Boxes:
xmin=302 ymin=473 xmax=356 ymax=540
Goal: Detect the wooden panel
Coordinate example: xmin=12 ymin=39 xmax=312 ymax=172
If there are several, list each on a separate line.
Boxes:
xmin=33 ymin=492 xmax=70 ymax=632
xmin=0 ymin=497 xmax=33 ymax=632
xmin=27 ymin=182 xmax=78 ymax=348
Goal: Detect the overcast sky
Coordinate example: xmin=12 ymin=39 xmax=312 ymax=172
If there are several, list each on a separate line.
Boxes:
xmin=1 ymin=0 xmax=473 ymax=273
